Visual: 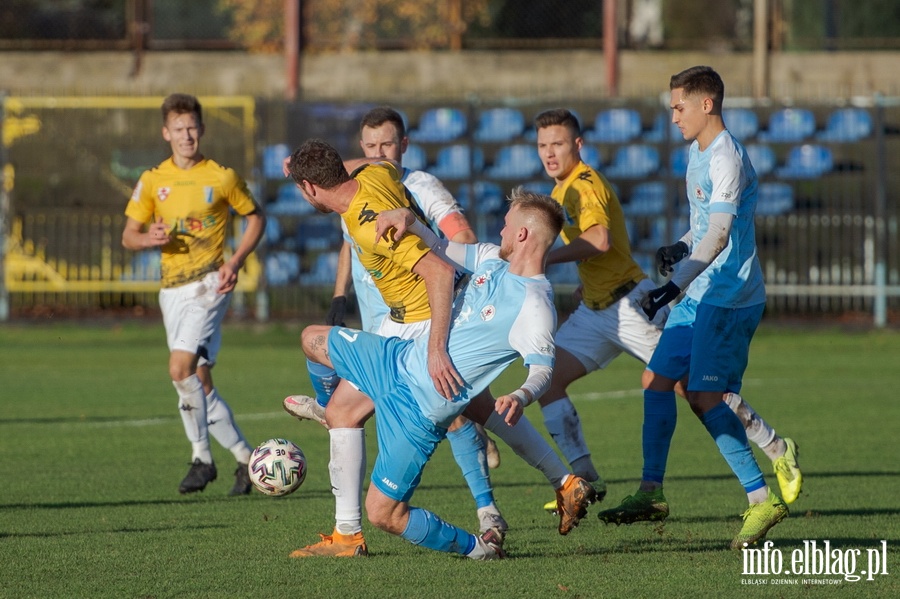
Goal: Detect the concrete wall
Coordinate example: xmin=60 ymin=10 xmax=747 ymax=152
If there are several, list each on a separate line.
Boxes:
xmin=2 ymin=50 xmax=898 ymax=101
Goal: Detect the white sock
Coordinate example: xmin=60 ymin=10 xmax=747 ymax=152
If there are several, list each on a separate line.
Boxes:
xmin=484 ymin=411 xmax=569 ymax=489
xmin=723 ymin=393 xmax=782 ymax=459
xmin=541 ymin=397 xmax=596 ymax=478
xmin=330 ymin=428 xmax=366 ymax=535
xmin=173 ymin=374 xmax=212 ymax=463
xmin=206 ymin=388 xmax=252 ymax=464
xmin=748 ymin=485 xmax=769 ymax=505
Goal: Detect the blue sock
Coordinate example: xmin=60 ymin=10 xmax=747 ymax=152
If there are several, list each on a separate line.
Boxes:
xmin=701 ymin=402 xmax=766 ymax=493
xmin=306 ymin=359 xmax=339 ymax=407
xmin=642 ymin=389 xmax=677 ymax=484
xmin=401 ymin=507 xmax=475 ymax=555
xmin=447 ymin=420 xmax=493 ymax=509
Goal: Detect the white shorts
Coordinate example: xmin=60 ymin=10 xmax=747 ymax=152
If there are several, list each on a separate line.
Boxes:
xmin=556 ymin=278 xmax=667 ymax=372
xmin=159 ymin=271 xmax=231 ymax=366
xmin=375 ymin=316 xmax=432 ymax=341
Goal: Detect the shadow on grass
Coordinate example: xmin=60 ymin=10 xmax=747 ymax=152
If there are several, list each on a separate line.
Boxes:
xmin=0 ymin=488 xmax=335 ymax=511
xmin=0 ymin=523 xmax=229 ymax=540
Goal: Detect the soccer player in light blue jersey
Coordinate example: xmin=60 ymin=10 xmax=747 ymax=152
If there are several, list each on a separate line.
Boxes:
xmin=294 ymin=188 xmax=570 ymax=559
xmin=600 ymin=66 xmax=790 ymax=549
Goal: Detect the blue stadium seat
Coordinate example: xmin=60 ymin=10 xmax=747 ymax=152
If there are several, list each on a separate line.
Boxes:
xmin=669 ymin=145 xmax=690 ymax=177
xmin=775 ymin=144 xmax=834 ymax=179
xmin=484 ymin=144 xmax=543 ymax=179
xmin=520 ymin=180 xmax=554 ymax=196
xmin=409 ymin=108 xmax=467 ymax=142
xmin=403 ymin=144 xmax=428 ymax=172
xmin=642 ymin=112 xmax=681 ymax=143
xmin=265 ymin=251 xmax=301 ymax=286
xmin=264 ymin=216 xmax=282 ymax=245
xmin=427 ymin=145 xmax=484 ymax=180
xmin=758 ymin=108 xmax=816 ymax=143
xmin=723 ymin=108 xmax=759 ymax=141
xmin=756 ymin=182 xmax=795 ymax=216
xmin=815 ymin=107 xmax=873 ymax=142
xmin=602 ymin=144 xmax=660 ymax=179
xmin=624 ymin=181 xmax=668 ymax=216
xmin=456 ymin=181 xmax=506 ymax=214
xmin=473 ymin=107 xmax=526 ymax=142
xmin=580 ymin=145 xmax=602 ymax=170
xmin=546 ymin=239 xmax=580 ymax=285
xmin=296 ymin=215 xmax=342 ymax=251
xmin=267 ymin=183 xmax=315 ymax=215
xmin=300 ymin=251 xmax=340 ymax=285
xmin=585 ymin=108 xmax=642 ymax=143
xmin=262 ymin=144 xmax=291 ymax=179
xmin=745 ymin=144 xmax=776 ymax=176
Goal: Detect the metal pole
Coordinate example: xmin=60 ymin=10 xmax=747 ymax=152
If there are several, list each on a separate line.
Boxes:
xmin=603 ymin=0 xmax=618 ymax=97
xmin=873 ymin=94 xmax=887 ymax=327
xmin=753 ymin=0 xmax=769 ymax=98
xmin=284 ymin=0 xmax=300 ymax=101
xmin=0 ymin=92 xmax=9 ymax=321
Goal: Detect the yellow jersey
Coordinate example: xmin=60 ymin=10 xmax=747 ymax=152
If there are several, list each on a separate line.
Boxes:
xmin=343 ymin=162 xmax=432 ymax=324
xmin=125 ymin=157 xmax=258 ymax=288
xmin=553 ymin=161 xmax=646 ymax=309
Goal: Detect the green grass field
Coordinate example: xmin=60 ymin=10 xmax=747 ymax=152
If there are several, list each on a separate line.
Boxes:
xmin=1 ymin=321 xmax=898 ymax=598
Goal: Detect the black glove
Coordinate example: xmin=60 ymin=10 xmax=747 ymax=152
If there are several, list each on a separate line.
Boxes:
xmin=640 ymin=281 xmax=680 ymax=321
xmin=326 ymin=296 xmax=347 ymax=326
xmin=656 ymin=241 xmax=690 ymax=276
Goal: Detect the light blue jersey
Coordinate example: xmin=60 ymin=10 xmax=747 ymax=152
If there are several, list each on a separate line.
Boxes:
xmin=403 ymin=244 xmax=557 ymax=427
xmin=683 ymin=130 xmax=766 ymax=308
xmin=347 ymin=167 xmax=466 ymax=332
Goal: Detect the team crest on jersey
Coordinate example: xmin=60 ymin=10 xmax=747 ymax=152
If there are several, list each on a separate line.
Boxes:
xmin=693 ymin=185 xmax=704 ymax=200
xmin=158 ymin=187 xmax=171 ymax=202
xmin=472 ymin=270 xmax=493 ymax=287
xmin=480 ymin=305 xmax=496 ymax=321
xmin=204 ymin=186 xmax=214 ymax=203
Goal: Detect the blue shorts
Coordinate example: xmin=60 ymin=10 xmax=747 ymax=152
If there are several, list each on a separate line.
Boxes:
xmin=647 ymin=297 xmax=765 ymax=393
xmin=327 ymin=327 xmax=446 ymax=503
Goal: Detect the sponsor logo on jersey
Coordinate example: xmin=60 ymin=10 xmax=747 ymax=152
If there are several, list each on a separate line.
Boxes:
xmin=358 ymin=202 xmax=378 ymax=226
xmin=158 ymin=186 xmax=171 ymax=202
xmin=480 ymin=305 xmax=496 ymax=321
xmin=380 ymin=477 xmax=399 ymax=491
xmin=204 ymin=186 xmax=214 ymax=203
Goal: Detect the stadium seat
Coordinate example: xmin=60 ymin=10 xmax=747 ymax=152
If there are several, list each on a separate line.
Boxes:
xmin=262 ymin=144 xmax=291 ymax=179
xmin=484 ymin=144 xmax=543 ymax=179
xmin=624 ymin=181 xmax=668 ymax=216
xmin=520 ymin=180 xmax=554 ymax=195
xmin=473 ymin=107 xmax=526 ymax=142
xmin=642 ymin=112 xmax=681 ymax=143
xmin=723 ymin=108 xmax=759 ymax=141
xmin=745 ymin=144 xmax=777 ymax=176
xmin=409 ymin=108 xmax=467 ymax=142
xmin=267 ymin=183 xmax=315 ymax=215
xmin=427 ymin=145 xmax=484 ymax=180
xmin=585 ymin=108 xmax=642 ymax=143
xmin=758 ymin=108 xmax=816 ymax=143
xmin=265 ymin=251 xmax=301 ymax=286
xmin=775 ymin=144 xmax=834 ymax=179
xmin=580 ymin=145 xmax=602 ymax=170
xmin=669 ymin=145 xmax=690 ymax=177
xmin=403 ymin=144 xmax=428 ymax=172
xmin=264 ymin=216 xmax=282 ymax=245
xmin=756 ymin=182 xmax=795 ymax=216
xmin=456 ymin=180 xmax=505 ymax=214
xmin=296 ymin=215 xmax=342 ymax=251
xmin=815 ymin=107 xmax=873 ymax=142
xmin=602 ymin=144 xmax=660 ymax=179
xmin=300 ymin=251 xmax=340 ymax=285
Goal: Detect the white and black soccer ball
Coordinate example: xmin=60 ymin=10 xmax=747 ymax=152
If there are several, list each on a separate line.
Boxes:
xmin=248 ymin=438 xmax=307 ymax=496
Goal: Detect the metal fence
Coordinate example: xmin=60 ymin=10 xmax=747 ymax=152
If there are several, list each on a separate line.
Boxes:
xmin=3 ymin=95 xmax=900 ymax=325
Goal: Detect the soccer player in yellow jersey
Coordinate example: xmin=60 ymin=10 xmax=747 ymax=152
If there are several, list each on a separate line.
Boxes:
xmin=122 ymin=93 xmax=265 ymax=496
xmin=534 ymin=108 xmax=801 ymax=515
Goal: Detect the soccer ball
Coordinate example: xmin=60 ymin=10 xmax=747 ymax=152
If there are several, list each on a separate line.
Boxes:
xmin=248 ymin=438 xmax=307 ymax=496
